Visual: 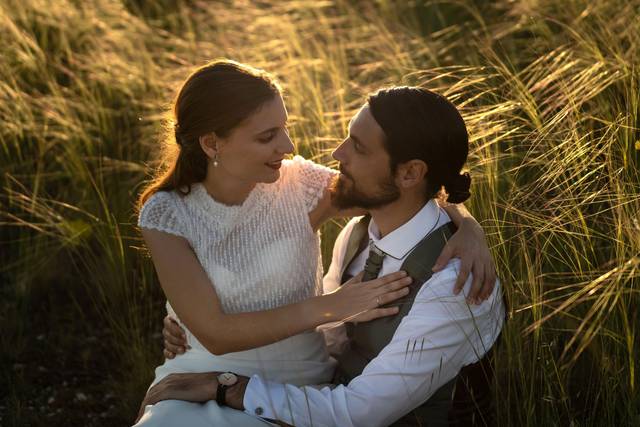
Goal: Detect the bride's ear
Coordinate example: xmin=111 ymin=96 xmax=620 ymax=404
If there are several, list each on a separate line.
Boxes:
xmin=199 ymin=133 xmax=219 ymax=159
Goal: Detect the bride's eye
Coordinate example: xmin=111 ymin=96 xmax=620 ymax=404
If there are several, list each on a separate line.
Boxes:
xmin=257 ymin=130 xmax=277 ymax=143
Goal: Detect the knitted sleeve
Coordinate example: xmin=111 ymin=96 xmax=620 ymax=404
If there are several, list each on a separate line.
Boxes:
xmin=290 ymin=155 xmax=338 ymax=212
xmin=137 ymin=191 xmax=187 ymax=238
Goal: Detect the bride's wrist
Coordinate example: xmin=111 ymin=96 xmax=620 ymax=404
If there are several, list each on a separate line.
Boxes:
xmin=312 ymin=294 xmax=338 ymax=323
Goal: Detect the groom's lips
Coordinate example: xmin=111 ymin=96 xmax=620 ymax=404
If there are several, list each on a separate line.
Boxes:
xmin=339 ymin=168 xmax=353 ymax=180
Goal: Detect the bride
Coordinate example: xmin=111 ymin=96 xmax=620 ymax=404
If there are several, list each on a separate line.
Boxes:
xmin=134 ymin=59 xmax=495 ymax=426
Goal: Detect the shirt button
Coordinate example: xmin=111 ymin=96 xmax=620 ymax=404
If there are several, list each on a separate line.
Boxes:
xmin=255 ymin=407 xmax=264 ymax=416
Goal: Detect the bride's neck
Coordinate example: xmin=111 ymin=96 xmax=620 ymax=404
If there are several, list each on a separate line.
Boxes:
xmin=202 ymin=168 xmax=256 ymax=206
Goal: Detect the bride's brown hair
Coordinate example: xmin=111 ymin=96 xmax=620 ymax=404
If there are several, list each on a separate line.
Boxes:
xmin=137 ymin=59 xmax=281 ymax=210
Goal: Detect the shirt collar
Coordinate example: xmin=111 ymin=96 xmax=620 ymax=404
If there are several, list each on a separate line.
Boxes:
xmin=368 ymin=199 xmax=441 ymax=260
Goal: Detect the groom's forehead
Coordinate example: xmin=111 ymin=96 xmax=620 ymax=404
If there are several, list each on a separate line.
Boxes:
xmin=349 ymin=105 xmax=386 ymax=148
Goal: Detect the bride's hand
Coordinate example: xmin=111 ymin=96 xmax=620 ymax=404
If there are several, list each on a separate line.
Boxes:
xmin=162 ymin=315 xmax=190 ymax=359
xmin=323 ymin=271 xmax=412 ymax=323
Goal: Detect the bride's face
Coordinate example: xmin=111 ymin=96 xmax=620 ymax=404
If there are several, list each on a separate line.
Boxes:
xmin=214 ymin=95 xmax=294 ymax=184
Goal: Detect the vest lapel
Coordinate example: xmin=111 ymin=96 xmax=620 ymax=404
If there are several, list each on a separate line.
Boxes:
xmin=339 ymin=215 xmax=371 ymax=283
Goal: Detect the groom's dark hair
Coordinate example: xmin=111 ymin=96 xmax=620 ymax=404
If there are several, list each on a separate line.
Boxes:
xmin=367 ymin=87 xmax=471 ymax=203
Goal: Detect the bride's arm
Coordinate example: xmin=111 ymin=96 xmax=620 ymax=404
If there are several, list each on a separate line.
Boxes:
xmin=141 ymin=228 xmax=410 ymax=356
xmin=308 ymin=187 xmax=365 ymax=231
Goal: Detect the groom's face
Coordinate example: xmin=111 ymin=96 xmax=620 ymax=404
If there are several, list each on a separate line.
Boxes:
xmin=330 ymin=105 xmax=400 ymax=209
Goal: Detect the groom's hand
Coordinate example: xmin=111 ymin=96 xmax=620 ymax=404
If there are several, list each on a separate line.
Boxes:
xmin=162 ymin=315 xmax=190 ymax=359
xmin=433 ymin=217 xmax=497 ymax=304
xmin=135 ymin=372 xmax=218 ymax=423
xmin=135 ymin=372 xmax=251 ymax=423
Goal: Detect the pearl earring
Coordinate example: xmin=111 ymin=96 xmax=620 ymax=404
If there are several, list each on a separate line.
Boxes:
xmin=212 ymin=143 xmax=219 ymax=167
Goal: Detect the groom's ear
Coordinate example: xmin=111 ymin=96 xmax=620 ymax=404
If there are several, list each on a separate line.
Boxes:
xmin=396 ymin=160 xmax=428 ymax=189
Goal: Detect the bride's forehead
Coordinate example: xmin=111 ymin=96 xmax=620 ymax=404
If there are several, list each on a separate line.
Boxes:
xmin=245 ymin=96 xmax=287 ymax=129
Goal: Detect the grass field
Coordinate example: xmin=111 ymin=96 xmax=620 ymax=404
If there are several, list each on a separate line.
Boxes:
xmin=1 ymin=0 xmax=639 ymax=425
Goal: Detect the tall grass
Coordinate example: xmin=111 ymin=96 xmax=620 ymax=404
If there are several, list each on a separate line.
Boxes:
xmin=1 ymin=0 xmax=638 ymax=425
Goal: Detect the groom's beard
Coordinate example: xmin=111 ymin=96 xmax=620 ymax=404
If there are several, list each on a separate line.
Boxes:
xmin=329 ymin=170 xmax=400 ymax=210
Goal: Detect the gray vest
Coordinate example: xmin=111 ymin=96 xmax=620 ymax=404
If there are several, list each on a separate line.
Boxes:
xmin=334 ymin=215 xmax=457 ymax=383
xmin=333 ymin=216 xmax=457 ymax=426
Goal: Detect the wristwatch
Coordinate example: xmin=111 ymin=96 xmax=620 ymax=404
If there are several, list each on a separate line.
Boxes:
xmin=216 ymin=372 xmax=238 ymax=406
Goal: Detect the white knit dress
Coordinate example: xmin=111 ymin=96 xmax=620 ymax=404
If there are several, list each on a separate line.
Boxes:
xmin=134 ymin=156 xmax=337 ymax=427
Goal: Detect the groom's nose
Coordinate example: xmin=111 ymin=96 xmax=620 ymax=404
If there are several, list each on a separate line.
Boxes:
xmin=332 ymin=140 xmax=347 ymax=163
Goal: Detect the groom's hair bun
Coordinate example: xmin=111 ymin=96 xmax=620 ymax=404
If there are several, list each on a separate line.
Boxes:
xmin=443 ymin=171 xmax=471 ymax=204
xmin=368 ymin=86 xmax=470 ymax=203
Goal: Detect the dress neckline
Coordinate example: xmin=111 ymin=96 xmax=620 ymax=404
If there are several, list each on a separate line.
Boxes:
xmin=189 ymin=181 xmax=268 ymax=228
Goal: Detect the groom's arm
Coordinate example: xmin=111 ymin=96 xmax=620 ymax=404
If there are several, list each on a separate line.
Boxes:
xmin=240 ymin=261 xmax=505 ymax=427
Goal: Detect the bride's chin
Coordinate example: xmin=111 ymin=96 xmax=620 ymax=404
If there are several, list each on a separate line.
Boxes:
xmin=261 ymin=169 xmax=281 ymax=183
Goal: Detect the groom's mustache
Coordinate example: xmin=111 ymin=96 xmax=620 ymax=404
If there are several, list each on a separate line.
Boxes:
xmin=339 ymin=166 xmax=353 ymax=181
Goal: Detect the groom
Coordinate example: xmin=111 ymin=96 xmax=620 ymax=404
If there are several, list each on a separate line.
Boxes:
xmin=148 ymin=87 xmax=505 ymax=426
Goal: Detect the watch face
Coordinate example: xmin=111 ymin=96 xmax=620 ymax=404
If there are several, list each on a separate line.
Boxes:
xmin=217 ymin=372 xmax=238 ymax=386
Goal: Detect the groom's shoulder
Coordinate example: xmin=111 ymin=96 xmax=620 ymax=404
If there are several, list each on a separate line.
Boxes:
xmin=330 ymin=216 xmax=367 ymax=256
xmin=338 ymin=215 xmax=367 ymax=238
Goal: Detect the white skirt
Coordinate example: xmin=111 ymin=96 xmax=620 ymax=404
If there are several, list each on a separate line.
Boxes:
xmin=134 ymin=331 xmax=336 ymax=426
xmin=151 ymin=330 xmax=336 ymax=387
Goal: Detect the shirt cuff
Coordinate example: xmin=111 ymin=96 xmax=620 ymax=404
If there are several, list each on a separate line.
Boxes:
xmin=243 ymin=375 xmax=285 ymax=423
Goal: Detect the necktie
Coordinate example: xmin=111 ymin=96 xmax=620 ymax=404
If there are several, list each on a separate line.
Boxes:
xmin=362 ymin=243 xmax=386 ymax=281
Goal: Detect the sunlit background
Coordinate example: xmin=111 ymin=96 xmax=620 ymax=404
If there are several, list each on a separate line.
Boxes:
xmin=1 ymin=0 xmax=639 ymax=425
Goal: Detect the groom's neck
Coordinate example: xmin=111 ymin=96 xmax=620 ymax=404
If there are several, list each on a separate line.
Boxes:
xmin=368 ymin=191 xmax=428 ymax=238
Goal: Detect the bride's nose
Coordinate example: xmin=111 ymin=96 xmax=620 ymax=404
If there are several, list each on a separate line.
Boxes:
xmin=278 ymin=131 xmax=294 ymax=154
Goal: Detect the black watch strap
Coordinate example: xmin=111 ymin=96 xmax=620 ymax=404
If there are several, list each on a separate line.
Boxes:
xmin=216 ymin=383 xmax=228 ymax=406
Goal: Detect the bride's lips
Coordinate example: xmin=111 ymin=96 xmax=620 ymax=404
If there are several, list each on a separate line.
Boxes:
xmin=266 ymin=159 xmax=283 ymax=170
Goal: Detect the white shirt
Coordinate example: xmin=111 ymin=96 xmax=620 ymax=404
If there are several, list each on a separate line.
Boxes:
xmin=243 ymin=200 xmax=505 ymax=427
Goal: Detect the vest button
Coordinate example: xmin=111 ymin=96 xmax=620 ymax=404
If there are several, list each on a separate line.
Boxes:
xmin=255 ymin=407 xmax=264 ymax=416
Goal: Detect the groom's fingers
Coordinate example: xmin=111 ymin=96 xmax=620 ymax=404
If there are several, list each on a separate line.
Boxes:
xmin=164 ymin=338 xmax=185 ymax=356
xmin=164 ymin=349 xmax=176 ymax=360
xmin=164 ymin=315 xmax=186 ymax=337
xmin=433 ymin=243 xmax=454 ymax=272
xmin=453 ymin=259 xmax=471 ymax=295
xmin=468 ymin=263 xmax=485 ymax=304
xmin=480 ymin=267 xmax=497 ymax=301
xmin=163 ymin=317 xmax=188 ymax=348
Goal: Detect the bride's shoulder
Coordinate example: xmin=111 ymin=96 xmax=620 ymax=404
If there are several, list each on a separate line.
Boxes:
xmin=138 ymin=190 xmax=187 ymax=237
xmin=280 ymin=155 xmax=338 ymax=213
xmin=140 ymin=189 xmax=180 ymax=212
xmin=282 ymin=155 xmax=335 ymax=174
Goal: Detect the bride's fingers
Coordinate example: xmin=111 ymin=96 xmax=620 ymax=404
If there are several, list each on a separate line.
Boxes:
xmin=376 ymin=287 xmax=410 ymax=306
xmin=381 ymin=276 xmax=413 ymax=292
xmin=369 ymin=271 xmax=408 ymax=287
xmin=344 ymin=271 xmax=364 ymax=285
xmin=355 ymin=306 xmax=400 ymax=322
xmin=163 ymin=349 xmax=176 ymax=360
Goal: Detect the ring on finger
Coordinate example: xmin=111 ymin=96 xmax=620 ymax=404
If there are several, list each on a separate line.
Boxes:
xmin=376 ymin=296 xmax=381 ymax=306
